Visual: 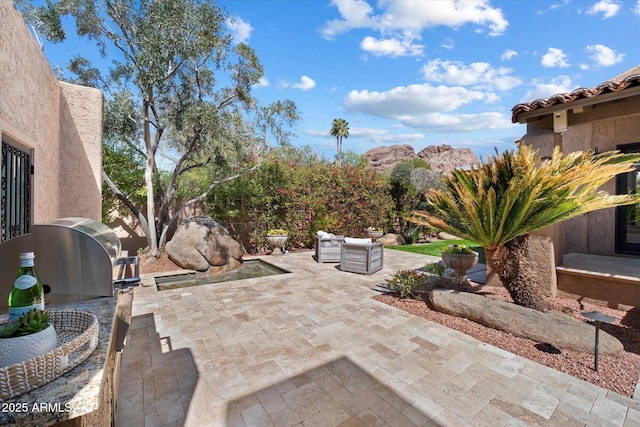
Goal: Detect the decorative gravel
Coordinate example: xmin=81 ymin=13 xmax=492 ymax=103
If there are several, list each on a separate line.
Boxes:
xmin=374 ymin=282 xmax=640 ymax=397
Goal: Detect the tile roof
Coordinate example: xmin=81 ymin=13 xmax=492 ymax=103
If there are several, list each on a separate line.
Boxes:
xmin=511 ymin=66 xmax=640 ymax=123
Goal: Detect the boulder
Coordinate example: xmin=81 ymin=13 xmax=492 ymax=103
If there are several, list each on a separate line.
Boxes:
xmin=429 ymin=289 xmax=623 ymax=355
xmin=166 ymin=216 xmax=243 ymax=273
xmin=364 ymin=143 xmax=479 ymax=174
xmin=377 ymin=233 xmax=406 ymax=246
xmin=417 ymin=144 xmax=478 ymax=174
xmin=437 ymin=232 xmax=463 ymax=241
xmin=364 ymin=145 xmax=415 ymax=172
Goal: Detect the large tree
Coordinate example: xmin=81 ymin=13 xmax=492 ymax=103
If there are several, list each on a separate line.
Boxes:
xmin=409 ymin=145 xmax=640 ymax=311
xmin=17 ymin=0 xmax=300 ymax=259
xmin=330 ymin=118 xmax=349 ymax=167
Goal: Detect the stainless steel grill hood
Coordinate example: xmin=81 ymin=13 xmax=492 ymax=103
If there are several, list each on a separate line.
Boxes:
xmin=0 ymin=217 xmax=122 ymax=310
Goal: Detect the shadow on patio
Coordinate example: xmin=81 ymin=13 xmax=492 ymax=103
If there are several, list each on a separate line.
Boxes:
xmin=115 ymin=313 xmax=200 ymax=426
xmin=225 ymin=356 xmax=441 ymax=426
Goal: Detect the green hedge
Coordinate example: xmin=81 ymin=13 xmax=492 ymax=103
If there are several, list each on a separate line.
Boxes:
xmin=206 ymin=158 xmax=394 ymax=253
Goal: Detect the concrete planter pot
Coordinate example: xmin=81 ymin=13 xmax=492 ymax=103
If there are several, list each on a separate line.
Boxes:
xmin=267 ymin=234 xmax=288 ymax=255
xmin=0 ymin=324 xmax=57 ymax=367
xmin=441 ymin=252 xmax=479 ymax=285
xmin=368 ymin=231 xmax=383 ymax=241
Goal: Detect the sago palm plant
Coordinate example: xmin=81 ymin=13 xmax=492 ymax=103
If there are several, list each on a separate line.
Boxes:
xmin=409 ymin=144 xmax=640 ymax=312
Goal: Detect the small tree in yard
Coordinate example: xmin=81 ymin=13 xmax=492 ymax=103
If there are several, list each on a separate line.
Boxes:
xmin=409 ymin=144 xmax=640 ymax=312
xmin=17 ymin=0 xmax=300 ymax=260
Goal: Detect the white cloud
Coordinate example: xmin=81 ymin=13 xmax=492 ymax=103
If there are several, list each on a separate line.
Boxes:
xmin=350 ymin=127 xmax=423 ymax=143
xmin=441 ymin=38 xmax=455 ymax=50
xmin=360 ymin=35 xmax=424 ymax=57
xmin=345 ymin=84 xmax=485 ymax=116
xmin=550 ymin=0 xmax=570 ymax=11
xmin=501 ymin=49 xmax=518 ymax=61
xmin=521 ymin=75 xmax=574 ymax=101
xmin=226 ymin=17 xmax=253 ymax=44
xmin=635 ymin=0 xmax=640 ymax=15
xmin=321 ymin=0 xmax=509 ymax=58
xmin=320 ymin=0 xmax=376 ymax=39
xmin=401 ymin=112 xmax=513 ymax=133
xmin=421 ymin=59 xmax=522 ymax=91
xmin=343 ymin=83 xmax=512 ymax=133
xmin=376 ymin=0 xmax=509 ymax=36
xmin=587 ymin=0 xmax=621 ymax=19
xmin=541 ymin=47 xmax=569 ymax=68
xmin=534 ymin=0 xmax=570 ymax=14
xmin=254 ymin=77 xmax=269 ymax=88
xmin=585 ymin=44 xmax=624 ymax=66
xmin=305 ymin=127 xmax=424 ymax=144
xmin=290 ymin=76 xmax=316 ymax=91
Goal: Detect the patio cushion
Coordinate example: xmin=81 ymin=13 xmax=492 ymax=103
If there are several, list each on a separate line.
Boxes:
xmin=317 ymin=230 xmax=337 ymax=238
xmin=344 ymin=237 xmax=372 ymax=246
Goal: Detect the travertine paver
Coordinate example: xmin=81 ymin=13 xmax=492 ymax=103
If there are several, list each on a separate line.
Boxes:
xmin=115 ymin=250 xmax=640 ymax=426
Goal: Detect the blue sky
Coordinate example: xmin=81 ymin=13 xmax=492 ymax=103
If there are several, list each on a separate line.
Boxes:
xmin=36 ymin=0 xmax=640 ymax=160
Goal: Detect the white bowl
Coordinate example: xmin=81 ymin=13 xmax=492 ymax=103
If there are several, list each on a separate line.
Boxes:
xmin=0 ymin=324 xmax=58 ymax=367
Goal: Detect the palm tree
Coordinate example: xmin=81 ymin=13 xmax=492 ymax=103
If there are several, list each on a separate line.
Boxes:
xmin=330 ymin=118 xmax=349 ymax=167
xmin=409 ymin=144 xmax=640 ymax=311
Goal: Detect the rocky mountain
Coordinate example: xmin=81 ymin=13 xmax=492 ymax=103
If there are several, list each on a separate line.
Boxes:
xmin=364 ymin=144 xmax=478 ymax=174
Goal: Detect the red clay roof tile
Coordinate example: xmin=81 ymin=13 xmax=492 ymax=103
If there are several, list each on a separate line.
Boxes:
xmin=511 ymin=70 xmax=640 ymax=123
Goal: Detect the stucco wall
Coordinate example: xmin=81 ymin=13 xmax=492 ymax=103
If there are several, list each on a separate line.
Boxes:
xmin=0 ymin=2 xmax=102 ymax=228
xmin=59 ymin=82 xmax=103 ymax=219
xmin=523 ymin=109 xmax=640 ymax=261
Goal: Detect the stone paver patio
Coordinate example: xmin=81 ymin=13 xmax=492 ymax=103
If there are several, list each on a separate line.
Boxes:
xmin=115 ymin=249 xmax=640 ymax=426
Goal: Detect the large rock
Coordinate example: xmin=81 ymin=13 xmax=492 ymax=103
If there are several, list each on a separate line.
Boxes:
xmin=378 ymin=233 xmax=406 ymax=246
xmin=364 ymin=144 xmax=415 ymax=172
xmin=417 ymin=144 xmax=478 ymax=174
xmin=429 ymin=289 xmax=623 ymax=355
xmin=166 ymin=216 xmax=243 ymax=273
xmin=364 ymin=144 xmax=479 ymax=174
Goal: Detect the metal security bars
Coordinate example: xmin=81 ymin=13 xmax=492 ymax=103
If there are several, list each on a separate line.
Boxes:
xmin=1 ymin=138 xmax=31 ymax=241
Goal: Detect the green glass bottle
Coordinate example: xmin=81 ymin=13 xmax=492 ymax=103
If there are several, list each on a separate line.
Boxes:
xmin=8 ymin=252 xmax=44 ymax=321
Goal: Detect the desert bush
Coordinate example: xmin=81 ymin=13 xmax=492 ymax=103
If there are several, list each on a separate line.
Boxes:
xmin=423 ymin=261 xmax=448 ymax=285
xmin=386 ymin=269 xmax=424 ymax=299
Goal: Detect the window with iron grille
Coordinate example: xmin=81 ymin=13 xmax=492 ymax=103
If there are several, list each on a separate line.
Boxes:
xmin=1 ymin=135 xmax=32 ymax=242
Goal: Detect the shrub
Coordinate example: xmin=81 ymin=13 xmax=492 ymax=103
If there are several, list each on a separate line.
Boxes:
xmin=424 ymin=261 xmax=445 ymax=277
xmin=206 ymin=150 xmax=394 ymax=253
xmin=423 ymin=262 xmax=447 ymax=285
xmin=386 ymin=270 xmax=424 ymax=299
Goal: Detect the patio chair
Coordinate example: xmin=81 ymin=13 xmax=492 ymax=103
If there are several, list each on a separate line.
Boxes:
xmin=315 ymin=231 xmax=345 ymax=263
xmin=340 ymin=237 xmax=384 ymax=275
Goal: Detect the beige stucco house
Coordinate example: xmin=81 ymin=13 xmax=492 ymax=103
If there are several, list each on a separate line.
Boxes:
xmin=0 ymin=2 xmax=103 ymax=243
xmin=511 ymin=66 xmax=640 ymax=307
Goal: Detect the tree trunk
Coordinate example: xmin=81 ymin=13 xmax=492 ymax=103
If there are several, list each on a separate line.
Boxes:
xmin=102 ymin=171 xmax=153 ymax=250
xmin=143 ymin=91 xmax=159 ymax=258
xmin=485 ymin=235 xmax=548 ymax=312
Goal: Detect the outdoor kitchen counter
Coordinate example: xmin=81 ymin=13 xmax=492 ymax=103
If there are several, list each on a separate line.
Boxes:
xmin=0 ymin=289 xmax=132 ymax=427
